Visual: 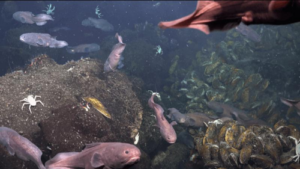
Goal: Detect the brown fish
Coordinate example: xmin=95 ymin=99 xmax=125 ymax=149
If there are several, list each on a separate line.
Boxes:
xmin=45 ymin=142 xmax=141 ymax=169
xmin=159 ymin=0 xmax=300 ymax=34
xmin=207 ymin=101 xmax=269 ymax=126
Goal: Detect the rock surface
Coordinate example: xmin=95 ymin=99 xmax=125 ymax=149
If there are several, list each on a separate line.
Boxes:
xmin=0 ymin=54 xmax=143 ymax=168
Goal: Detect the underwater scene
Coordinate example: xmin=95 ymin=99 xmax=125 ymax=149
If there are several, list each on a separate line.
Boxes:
xmin=0 ymin=1 xmax=300 ymax=169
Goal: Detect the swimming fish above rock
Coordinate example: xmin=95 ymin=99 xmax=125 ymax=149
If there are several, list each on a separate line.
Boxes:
xmin=235 ymin=23 xmax=261 ymax=42
xmin=13 ymin=11 xmax=35 ymax=24
xmin=82 ymin=17 xmax=114 ymax=32
xmin=104 ymin=33 xmax=126 ymax=72
xmin=159 ymin=0 xmax=300 ymax=34
xmin=66 ymin=43 xmax=100 ymax=54
xmin=281 ymin=98 xmax=300 ymax=116
xmin=20 ymin=33 xmax=68 ymax=48
xmin=45 ymin=142 xmax=141 ymax=169
xmin=0 ymin=127 xmax=45 ymax=169
xmin=83 ymin=97 xmax=111 ymax=119
xmin=13 ymin=11 xmax=53 ymax=26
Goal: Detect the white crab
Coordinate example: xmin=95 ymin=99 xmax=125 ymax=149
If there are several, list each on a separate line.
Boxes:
xmin=208 ymin=119 xmax=223 ymax=127
xmin=288 ymin=136 xmax=300 ymax=163
xmin=20 ymin=95 xmax=44 ymax=114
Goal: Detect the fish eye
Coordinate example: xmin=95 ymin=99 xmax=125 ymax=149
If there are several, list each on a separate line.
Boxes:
xmin=125 ymin=150 xmax=129 ymax=154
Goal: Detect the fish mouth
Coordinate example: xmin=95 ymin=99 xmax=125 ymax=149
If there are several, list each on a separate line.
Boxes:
xmin=20 ymin=36 xmax=25 ymax=42
xmin=126 ymin=156 xmax=140 ymax=164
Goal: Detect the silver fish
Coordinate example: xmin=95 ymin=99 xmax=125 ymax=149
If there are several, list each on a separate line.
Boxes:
xmin=20 ymin=33 xmax=68 ymax=48
xmin=13 ymin=11 xmax=35 ymax=24
xmin=82 ymin=17 xmax=114 ymax=32
xmin=66 ymin=43 xmax=100 ymax=54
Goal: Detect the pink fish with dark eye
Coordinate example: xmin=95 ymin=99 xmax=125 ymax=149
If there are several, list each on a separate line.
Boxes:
xmin=148 ymin=94 xmax=177 ymax=143
xmin=0 ymin=127 xmax=45 ymax=169
xmin=45 ymin=142 xmax=141 ymax=169
xmin=281 ymin=98 xmax=300 ymax=116
xmin=104 ymin=33 xmax=126 ymax=72
xmin=159 ymin=0 xmax=300 ymax=34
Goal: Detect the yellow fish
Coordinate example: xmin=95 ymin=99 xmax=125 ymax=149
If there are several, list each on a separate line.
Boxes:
xmin=83 ymin=97 xmax=111 ymax=119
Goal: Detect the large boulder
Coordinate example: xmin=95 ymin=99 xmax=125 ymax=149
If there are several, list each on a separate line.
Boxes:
xmin=0 ymin=54 xmax=143 ymax=168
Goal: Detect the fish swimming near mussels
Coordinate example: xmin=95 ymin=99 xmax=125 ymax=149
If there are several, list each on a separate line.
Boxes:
xmin=281 ymin=98 xmax=300 ymax=116
xmin=0 ymin=127 xmax=45 ymax=169
xmin=66 ymin=43 xmax=100 ymax=54
xmin=158 ymin=0 xmax=300 ymax=34
xmin=104 ymin=33 xmax=126 ymax=72
xmin=167 ymin=108 xmax=216 ymax=128
xmin=207 ymin=101 xmax=268 ymax=126
xmin=45 ymin=142 xmax=141 ymax=169
xmin=13 ymin=11 xmax=53 ymax=26
xmin=20 ymin=33 xmax=68 ymax=48
xmin=148 ymin=93 xmax=177 ymax=144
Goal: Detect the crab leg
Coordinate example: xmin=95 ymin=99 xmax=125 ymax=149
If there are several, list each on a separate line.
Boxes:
xmin=21 ymin=103 xmax=29 ymax=110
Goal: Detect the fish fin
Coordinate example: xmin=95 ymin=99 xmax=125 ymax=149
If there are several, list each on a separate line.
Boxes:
xmin=90 ymin=152 xmax=105 ymax=168
xmin=20 ymin=17 xmax=26 ymax=23
xmin=45 ymin=152 xmax=79 ymax=168
xmin=170 ymin=121 xmax=177 ymax=126
xmin=6 ymin=144 xmax=15 ymax=156
xmin=166 ymin=114 xmax=171 ymax=119
xmin=36 ymin=21 xmax=47 ymax=26
xmin=161 ymin=114 xmax=166 ymax=121
xmin=187 ymin=24 xmax=210 ymax=34
xmin=16 ymin=152 xmax=30 ymax=161
xmin=281 ymin=98 xmax=298 ymax=107
xmin=269 ymin=0 xmax=291 ymax=11
xmin=85 ymin=143 xmax=102 ymax=149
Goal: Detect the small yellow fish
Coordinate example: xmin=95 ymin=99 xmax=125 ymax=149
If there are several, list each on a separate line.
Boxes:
xmin=83 ymin=97 xmax=111 ymax=119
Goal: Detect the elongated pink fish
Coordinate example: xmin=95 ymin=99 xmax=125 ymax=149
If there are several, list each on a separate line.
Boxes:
xmin=104 ymin=33 xmax=126 ymax=72
xmin=148 ymin=93 xmax=177 ymax=143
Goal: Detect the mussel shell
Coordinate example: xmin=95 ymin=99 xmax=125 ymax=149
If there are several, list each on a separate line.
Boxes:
xmin=240 ymin=145 xmax=252 ymax=164
xmin=204 ymin=160 xmax=222 ymax=168
xmin=229 ymin=153 xmax=239 ymax=168
xmin=250 ymin=154 xmax=274 ymax=168
xmin=199 ymin=143 xmax=211 ymax=163
xmin=210 ymin=144 xmax=219 ymax=160
xmin=280 ymin=147 xmax=295 ymax=164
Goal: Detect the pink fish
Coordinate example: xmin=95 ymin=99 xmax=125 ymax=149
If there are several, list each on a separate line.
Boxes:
xmin=159 ymin=0 xmax=300 ymax=34
xmin=104 ymin=33 xmax=126 ymax=72
xmin=281 ymin=98 xmax=300 ymax=116
xmin=45 ymin=142 xmax=140 ymax=169
xmin=0 ymin=127 xmax=45 ymax=169
xmin=148 ymin=94 xmax=177 ymax=143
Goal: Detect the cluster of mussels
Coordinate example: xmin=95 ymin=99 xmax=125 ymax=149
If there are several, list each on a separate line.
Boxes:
xmin=193 ymin=119 xmax=300 ymax=169
xmin=170 ymin=51 xmax=280 ymax=124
